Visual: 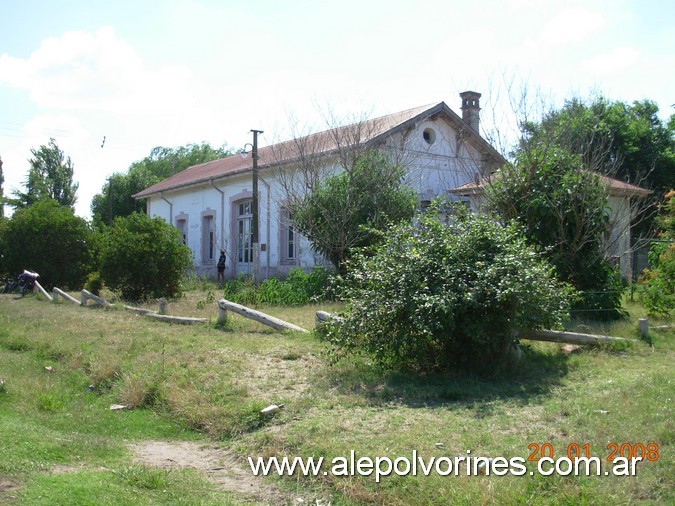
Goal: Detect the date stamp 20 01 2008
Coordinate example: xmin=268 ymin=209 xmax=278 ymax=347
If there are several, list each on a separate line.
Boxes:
xmin=527 ymin=442 xmax=660 ymax=462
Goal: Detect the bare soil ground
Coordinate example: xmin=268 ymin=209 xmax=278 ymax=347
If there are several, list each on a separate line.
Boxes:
xmin=0 ymin=478 xmax=22 ymax=499
xmin=131 ymin=440 xmax=286 ymax=504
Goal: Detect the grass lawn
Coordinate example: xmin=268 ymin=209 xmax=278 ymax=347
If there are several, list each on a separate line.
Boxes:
xmin=0 ymin=290 xmax=672 ymax=505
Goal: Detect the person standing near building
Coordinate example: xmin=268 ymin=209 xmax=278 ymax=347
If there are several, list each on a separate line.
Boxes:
xmin=217 ymin=250 xmax=226 ymax=282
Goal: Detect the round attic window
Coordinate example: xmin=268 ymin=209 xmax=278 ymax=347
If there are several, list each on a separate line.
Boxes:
xmin=423 ymin=128 xmax=436 ymax=145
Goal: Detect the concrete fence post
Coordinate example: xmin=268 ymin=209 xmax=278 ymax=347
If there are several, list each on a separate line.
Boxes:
xmin=217 ymin=301 xmax=228 ymax=325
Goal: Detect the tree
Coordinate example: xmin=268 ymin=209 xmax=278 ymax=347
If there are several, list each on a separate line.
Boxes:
xmin=289 ymin=151 xmax=417 ymax=273
xmin=90 ymin=171 xmax=154 ymax=228
xmin=13 ymin=138 xmax=78 ymax=209
xmin=269 ymin=109 xmax=423 ymax=274
xmin=521 ymin=96 xmax=675 ymax=236
xmin=91 ymin=142 xmax=231 ymax=227
xmin=99 ymin=212 xmax=192 ymax=301
xmin=487 ymin=147 xmax=625 ymax=319
xmin=0 ymin=199 xmax=95 ymax=289
xmin=326 ymin=207 xmax=574 ymax=372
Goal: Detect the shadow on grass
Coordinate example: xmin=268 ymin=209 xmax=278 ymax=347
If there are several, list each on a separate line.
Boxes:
xmin=318 ymin=345 xmax=571 ymax=409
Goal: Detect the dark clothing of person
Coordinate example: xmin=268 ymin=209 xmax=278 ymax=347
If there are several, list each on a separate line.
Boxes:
xmin=217 ymin=252 xmax=226 ymax=282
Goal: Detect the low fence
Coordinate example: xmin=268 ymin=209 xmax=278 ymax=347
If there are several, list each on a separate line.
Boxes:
xmin=16 ymin=286 xmax=670 ymax=340
xmin=45 ymin=287 xmax=307 ymax=332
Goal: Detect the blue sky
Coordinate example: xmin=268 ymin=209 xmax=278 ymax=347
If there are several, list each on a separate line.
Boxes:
xmin=1 ymin=0 xmax=673 ymax=217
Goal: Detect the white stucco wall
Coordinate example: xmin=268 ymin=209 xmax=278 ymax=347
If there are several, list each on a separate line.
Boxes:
xmin=396 ymin=116 xmax=487 ymax=202
xmin=147 ymin=173 xmax=329 ymax=279
xmin=145 ymin=118 xmax=490 ymax=279
xmin=607 ymin=195 xmax=632 ymax=279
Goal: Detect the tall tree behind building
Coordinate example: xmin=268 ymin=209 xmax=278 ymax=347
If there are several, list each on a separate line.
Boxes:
xmin=91 ymin=142 xmax=231 ymax=227
xmin=519 ymin=96 xmax=675 ymax=236
xmin=12 ymin=138 xmax=78 ymax=210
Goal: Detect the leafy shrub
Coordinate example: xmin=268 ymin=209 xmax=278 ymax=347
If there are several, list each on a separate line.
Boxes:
xmin=180 ymin=272 xmax=218 ymax=291
xmin=639 ymin=190 xmax=675 ymax=314
xmin=572 ymin=263 xmax=627 ymax=320
xmin=84 ymin=271 xmax=103 ymax=295
xmin=291 ymin=151 xmax=417 ymax=273
xmin=639 ymin=252 xmax=675 ymax=315
xmin=326 ymin=209 xmax=575 ymax=372
xmin=0 ymin=199 xmax=95 ymax=289
xmin=222 ymin=267 xmax=333 ymax=306
xmin=99 ymin=212 xmax=192 ymax=301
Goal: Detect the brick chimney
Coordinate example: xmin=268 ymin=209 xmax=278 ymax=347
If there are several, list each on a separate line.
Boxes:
xmin=460 ymin=91 xmax=481 ymax=132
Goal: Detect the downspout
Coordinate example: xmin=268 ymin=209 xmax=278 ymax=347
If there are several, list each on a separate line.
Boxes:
xmin=159 ymin=192 xmax=173 ymax=224
xmin=260 ymin=176 xmax=271 ymax=279
xmin=209 ymin=179 xmax=225 ymax=254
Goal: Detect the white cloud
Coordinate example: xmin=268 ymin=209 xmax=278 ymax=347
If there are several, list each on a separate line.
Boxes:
xmin=581 ymin=47 xmax=641 ymax=76
xmin=0 ymin=27 xmax=194 ymax=115
xmin=539 ymin=6 xmax=606 ymax=45
xmin=0 ymin=27 xmax=219 ymax=217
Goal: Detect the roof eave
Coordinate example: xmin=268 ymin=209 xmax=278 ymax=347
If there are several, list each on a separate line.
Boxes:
xmin=133 ymin=166 xmax=253 ymax=200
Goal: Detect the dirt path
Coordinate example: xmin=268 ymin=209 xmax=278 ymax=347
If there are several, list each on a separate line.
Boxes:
xmin=131 ymin=440 xmax=286 ymax=504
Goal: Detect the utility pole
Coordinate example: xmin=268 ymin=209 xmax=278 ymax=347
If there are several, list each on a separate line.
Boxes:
xmin=251 ymin=129 xmax=264 ymax=285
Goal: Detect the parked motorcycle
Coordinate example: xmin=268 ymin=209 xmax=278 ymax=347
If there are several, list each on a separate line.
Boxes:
xmin=3 ymin=270 xmax=40 ymax=296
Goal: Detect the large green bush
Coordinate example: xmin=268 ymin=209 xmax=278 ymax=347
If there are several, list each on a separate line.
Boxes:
xmin=0 ymin=199 xmax=95 ymax=289
xmin=326 ymin=209 xmax=575 ymax=372
xmin=99 ymin=212 xmax=192 ymax=301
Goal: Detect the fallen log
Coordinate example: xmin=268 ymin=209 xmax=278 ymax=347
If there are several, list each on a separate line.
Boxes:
xmin=314 ymin=311 xmax=637 ymax=346
xmin=218 ymin=299 xmax=309 ymax=333
xmin=517 ymin=329 xmax=638 ymax=345
xmin=53 ymin=287 xmax=81 ymax=305
xmin=33 ymin=280 xmax=53 ymax=301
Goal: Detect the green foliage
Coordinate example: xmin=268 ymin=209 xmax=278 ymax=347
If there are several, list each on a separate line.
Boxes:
xmin=0 ymin=216 xmax=7 ymax=276
xmin=12 ymin=138 xmax=78 ymax=210
xmin=327 ymin=209 xmax=575 ymax=372
xmin=524 ymin=97 xmax=675 ymax=191
xmin=291 ymin=151 xmax=417 ymax=273
xmin=84 ymin=271 xmax=104 ymax=296
xmin=639 ymin=190 xmax=675 ymax=314
xmin=90 ymin=171 xmax=151 ymax=229
xmin=487 ymin=147 xmax=625 ymax=320
xmin=91 ymin=142 xmax=231 ymax=227
xmin=522 ymin=96 xmax=675 ymax=236
xmin=0 ymin=199 xmax=95 ymax=288
xmin=116 ymin=466 xmax=171 ymax=491
xmin=99 ymin=212 xmax=192 ymax=301
xmin=222 ymin=267 xmax=333 ymax=306
xmin=0 ymin=155 xmax=5 ymax=218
